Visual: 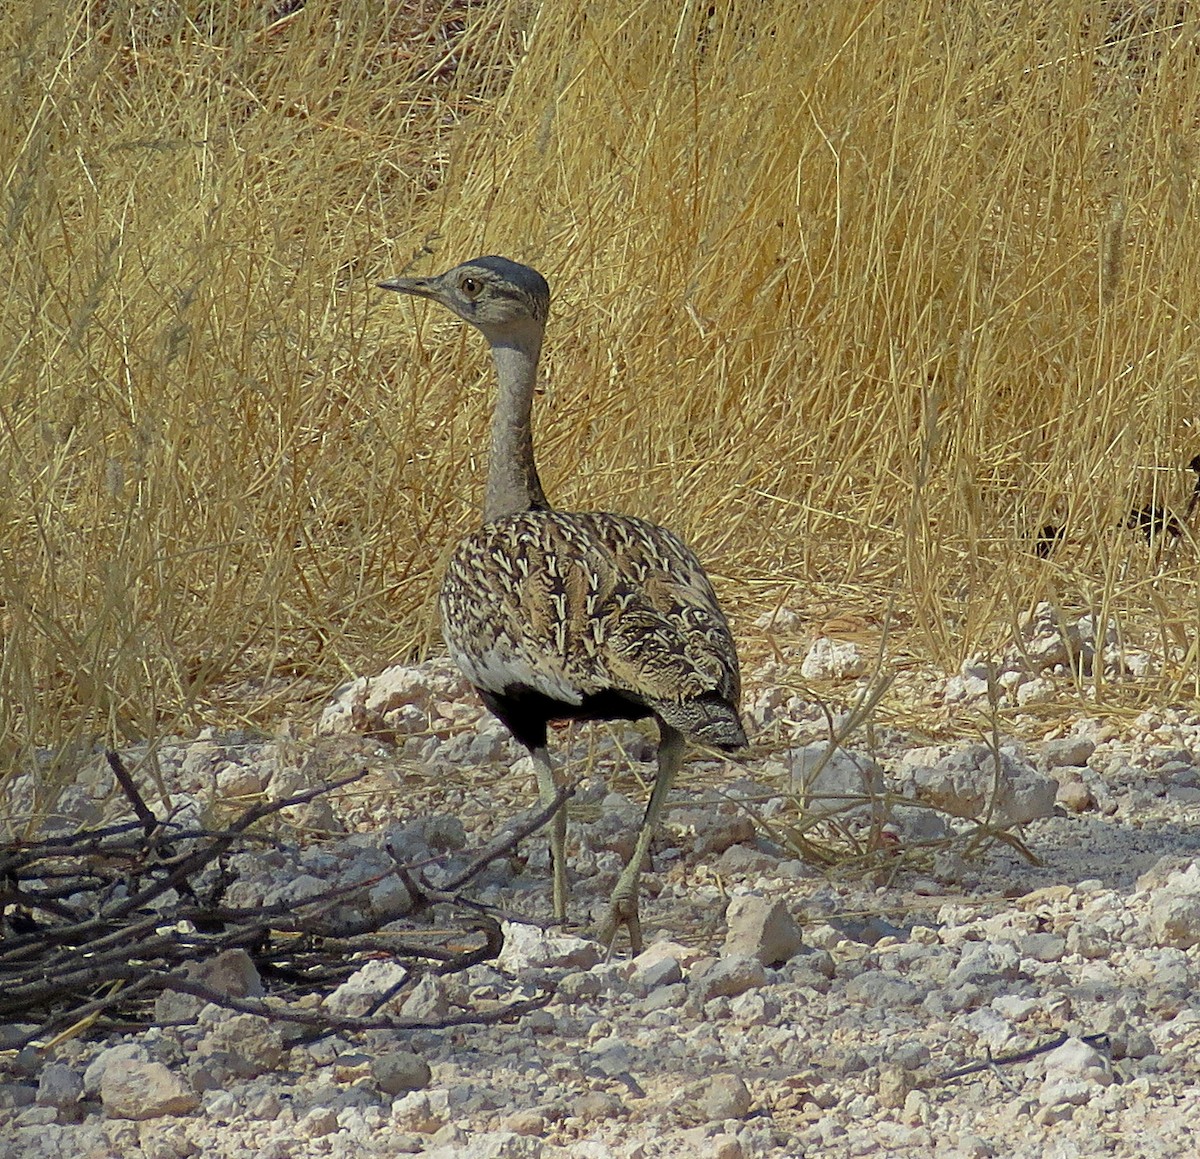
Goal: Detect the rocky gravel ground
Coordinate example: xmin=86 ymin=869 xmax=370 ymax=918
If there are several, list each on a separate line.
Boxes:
xmin=4 ymin=604 xmax=1200 ymax=1158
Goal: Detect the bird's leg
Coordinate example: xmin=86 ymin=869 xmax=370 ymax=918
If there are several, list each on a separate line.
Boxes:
xmin=596 ymin=723 xmax=685 ymax=957
xmin=531 ymin=745 xmax=569 ymax=922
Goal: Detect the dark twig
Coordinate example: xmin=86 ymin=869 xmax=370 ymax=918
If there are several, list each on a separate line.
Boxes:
xmin=0 ymin=819 xmax=156 ymax=876
xmin=99 ymin=771 xmax=369 ymax=925
xmin=0 ymin=770 xmax=369 ymax=959
xmin=440 ymin=778 xmax=576 ymax=892
xmin=15 ymin=973 xmax=166 ymax=1052
xmin=105 ymin=750 xmax=160 ymax=838
xmin=13 ymin=965 xmax=553 ymax=1050
xmin=1 ymin=763 xmax=566 ymax=1046
xmin=933 ymin=1032 xmax=1110 ymax=1084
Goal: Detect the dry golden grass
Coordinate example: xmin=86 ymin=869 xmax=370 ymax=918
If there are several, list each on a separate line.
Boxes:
xmin=3 ymin=0 xmax=1200 ymax=793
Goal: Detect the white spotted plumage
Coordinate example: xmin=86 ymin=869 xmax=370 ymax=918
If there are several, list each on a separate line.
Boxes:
xmin=440 ymin=510 xmax=742 ymax=745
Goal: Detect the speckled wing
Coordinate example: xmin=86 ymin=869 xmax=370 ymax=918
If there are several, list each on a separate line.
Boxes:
xmin=438 ymin=510 xmax=744 ymax=748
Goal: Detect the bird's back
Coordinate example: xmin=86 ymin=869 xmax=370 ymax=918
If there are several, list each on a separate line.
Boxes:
xmin=439 ymin=510 xmax=744 ymax=749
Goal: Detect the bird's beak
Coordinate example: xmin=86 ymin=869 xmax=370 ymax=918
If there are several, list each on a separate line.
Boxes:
xmin=377 ymin=275 xmax=439 ymax=299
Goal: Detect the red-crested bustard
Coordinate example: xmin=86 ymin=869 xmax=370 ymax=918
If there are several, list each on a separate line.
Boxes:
xmin=379 ymin=256 xmax=745 ymax=953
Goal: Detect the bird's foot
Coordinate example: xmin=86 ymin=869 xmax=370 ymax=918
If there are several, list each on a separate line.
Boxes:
xmin=594 ymin=894 xmax=643 ymax=959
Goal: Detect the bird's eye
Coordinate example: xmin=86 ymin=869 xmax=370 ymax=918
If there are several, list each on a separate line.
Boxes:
xmin=461 ymin=277 xmax=481 ymax=297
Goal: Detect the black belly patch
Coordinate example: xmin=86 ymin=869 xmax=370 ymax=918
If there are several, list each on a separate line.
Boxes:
xmin=478 ymin=684 xmax=652 ymax=751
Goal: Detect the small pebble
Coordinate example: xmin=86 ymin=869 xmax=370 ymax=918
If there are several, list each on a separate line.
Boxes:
xmin=699 ymin=1074 xmax=752 ymax=1121
xmin=574 ymin=1090 xmax=627 ymax=1122
xmin=722 ymin=894 xmax=804 ymax=967
xmin=35 ymin=1064 xmax=84 ymax=1112
xmin=688 ymin=956 xmax=767 ymax=1002
xmin=372 ymin=1051 xmax=432 ymax=1096
xmin=100 ymin=1061 xmax=199 ymax=1121
xmin=505 ymin=1110 xmax=547 ymax=1136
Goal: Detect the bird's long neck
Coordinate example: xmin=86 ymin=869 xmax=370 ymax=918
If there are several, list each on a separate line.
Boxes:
xmin=483 ymin=333 xmax=549 ymax=522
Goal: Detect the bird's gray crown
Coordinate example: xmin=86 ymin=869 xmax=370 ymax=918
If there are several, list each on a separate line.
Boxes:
xmin=470 ymin=256 xmax=551 ymax=310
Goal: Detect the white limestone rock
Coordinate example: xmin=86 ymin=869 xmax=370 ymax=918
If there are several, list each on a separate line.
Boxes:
xmin=326 ymin=959 xmax=409 ymax=1017
xmin=99 ymin=1060 xmax=199 ymax=1120
xmin=721 ymin=893 xmax=804 ymax=967
xmin=800 ymin=637 xmax=867 ymax=681
xmin=497 ymin=922 xmax=601 ymax=972
xmin=907 ymin=744 xmax=1056 ymax=826
xmin=783 ymin=743 xmax=883 ymax=817
xmin=318 ymin=661 xmax=470 ymax=737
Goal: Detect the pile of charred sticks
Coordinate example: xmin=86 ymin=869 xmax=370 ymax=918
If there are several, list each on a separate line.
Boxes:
xmin=1 ymin=754 xmax=564 ymax=1050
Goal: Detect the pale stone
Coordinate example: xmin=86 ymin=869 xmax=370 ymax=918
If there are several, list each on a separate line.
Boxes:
xmin=100 ymin=1060 xmax=199 ymax=1120
xmin=784 ymin=743 xmax=883 ymax=817
xmin=298 ymin=1106 xmax=339 ymax=1137
xmin=722 ymin=894 xmax=804 ymax=967
xmin=1043 ymin=737 xmax=1095 ymax=767
xmin=153 ymin=948 xmax=264 ymax=1024
xmin=506 ymin=1110 xmax=547 ymax=1137
xmin=699 ymin=1074 xmax=753 ymax=1120
xmin=326 ymin=959 xmax=408 ymax=1017
xmin=391 ymin=1089 xmax=451 ymax=1134
xmin=688 ymin=955 xmax=767 ymax=1002
xmin=1148 ymin=892 xmax=1200 ymax=949
xmin=1040 ymin=1036 xmax=1112 ymax=1086
xmin=876 ymin=1065 xmax=914 ymax=1110
xmin=35 ymin=1064 xmax=83 ymax=1111
xmin=628 ymin=939 xmax=707 ymax=974
xmin=1055 ymin=777 xmax=1094 ymax=813
xmin=909 ymin=745 xmax=1056 ymax=826
xmin=499 ymin=922 xmax=601 ymax=971
xmin=800 ymin=637 xmax=867 ymax=681
xmin=372 ymin=1051 xmax=431 ymax=1095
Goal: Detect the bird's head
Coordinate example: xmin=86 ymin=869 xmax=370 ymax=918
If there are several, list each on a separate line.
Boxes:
xmin=379 ymin=255 xmax=550 ymax=350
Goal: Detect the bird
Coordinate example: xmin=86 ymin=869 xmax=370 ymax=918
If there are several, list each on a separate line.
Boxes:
xmin=1034 ymin=523 xmax=1065 ymax=558
xmin=378 ymin=255 xmax=745 ymax=953
xmin=1185 ymin=453 xmax=1200 ymax=521
xmin=1124 ymin=453 xmax=1200 ymax=553
xmin=1125 ymin=505 xmax=1182 ymax=544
